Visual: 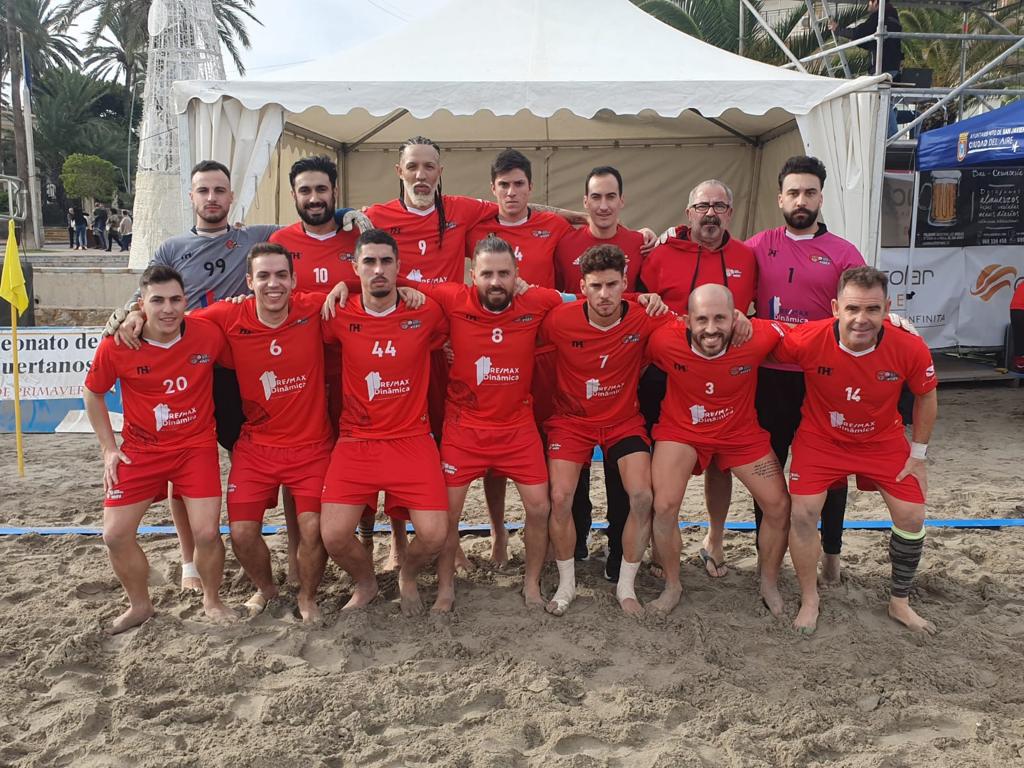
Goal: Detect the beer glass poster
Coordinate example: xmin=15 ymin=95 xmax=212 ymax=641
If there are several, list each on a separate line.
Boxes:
xmin=914 ymin=167 xmax=1024 ymax=248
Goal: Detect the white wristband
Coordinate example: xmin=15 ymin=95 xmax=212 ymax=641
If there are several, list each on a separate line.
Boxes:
xmin=910 ymin=442 xmax=928 ymax=460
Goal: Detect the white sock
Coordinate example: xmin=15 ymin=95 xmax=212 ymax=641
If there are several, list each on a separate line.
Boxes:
xmin=616 ymin=559 xmax=641 ymax=604
xmin=181 ymin=561 xmax=200 ymax=580
xmin=552 ymin=558 xmax=576 ymax=603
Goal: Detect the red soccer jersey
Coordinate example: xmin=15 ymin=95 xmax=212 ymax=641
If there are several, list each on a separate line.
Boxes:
xmin=648 ymin=318 xmax=786 ymax=440
xmin=195 ymin=291 xmax=331 ymax=448
xmin=366 ymin=195 xmax=497 ymax=284
xmin=775 ymin=318 xmax=937 ymax=443
xmin=465 ymin=209 xmax=572 ymax=288
xmin=542 ymin=300 xmax=671 ymax=426
xmin=427 ymin=283 xmax=563 ymax=428
xmin=640 ymin=229 xmax=757 ymax=315
xmin=85 ymin=317 xmax=225 ymax=451
xmin=1011 ymin=280 xmax=1024 ymax=311
xmin=269 ymin=222 xmax=359 ymax=296
xmin=321 ymin=296 xmax=449 ymax=439
xmin=554 ymin=224 xmax=644 ymax=293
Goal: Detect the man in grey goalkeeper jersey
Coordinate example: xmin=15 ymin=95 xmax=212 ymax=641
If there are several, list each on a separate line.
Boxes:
xmin=107 ymin=159 xmax=366 ymax=591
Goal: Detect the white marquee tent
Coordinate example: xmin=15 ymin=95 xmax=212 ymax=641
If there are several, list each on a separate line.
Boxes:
xmin=144 ymin=0 xmax=888 ymax=268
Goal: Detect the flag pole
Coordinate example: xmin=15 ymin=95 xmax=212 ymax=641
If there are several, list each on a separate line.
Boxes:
xmin=10 ymin=301 xmax=24 ymax=477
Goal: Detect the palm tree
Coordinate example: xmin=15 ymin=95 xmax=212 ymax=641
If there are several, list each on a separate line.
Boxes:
xmin=82 ymin=12 xmax=147 ymax=116
xmin=67 ymin=0 xmax=261 ymax=76
xmin=1 ymin=0 xmax=79 ymax=87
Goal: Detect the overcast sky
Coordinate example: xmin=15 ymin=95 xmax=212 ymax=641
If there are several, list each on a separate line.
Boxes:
xmin=70 ymin=0 xmax=447 ymax=80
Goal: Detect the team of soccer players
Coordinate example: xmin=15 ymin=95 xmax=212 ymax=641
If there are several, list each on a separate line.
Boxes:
xmin=87 ymin=145 xmax=938 ymax=637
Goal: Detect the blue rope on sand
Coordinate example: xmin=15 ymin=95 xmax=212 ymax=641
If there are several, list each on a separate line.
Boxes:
xmin=2 ymin=519 xmax=1023 ymax=536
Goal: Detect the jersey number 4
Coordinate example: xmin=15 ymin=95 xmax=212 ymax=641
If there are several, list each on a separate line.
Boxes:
xmin=372 ymin=340 xmax=397 ymax=357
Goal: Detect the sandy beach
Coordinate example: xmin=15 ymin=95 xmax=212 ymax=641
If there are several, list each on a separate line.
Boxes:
xmin=1 ymin=384 xmax=1022 ymax=767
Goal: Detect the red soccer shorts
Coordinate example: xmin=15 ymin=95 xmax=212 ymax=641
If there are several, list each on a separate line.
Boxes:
xmin=653 ymin=424 xmax=773 ymax=475
xmin=789 ymin=428 xmax=924 ymax=503
xmin=441 ymin=420 xmax=548 ymax=487
xmin=104 ymin=445 xmax=221 ymax=507
xmin=531 ymin=347 xmax=558 ymax=425
xmin=544 ymin=413 xmax=650 ymax=465
xmin=226 ymin=437 xmax=333 ymax=523
xmin=321 ymin=433 xmax=448 ymax=516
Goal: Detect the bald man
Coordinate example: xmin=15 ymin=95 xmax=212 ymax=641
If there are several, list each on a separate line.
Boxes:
xmin=645 ymin=284 xmax=792 ymax=614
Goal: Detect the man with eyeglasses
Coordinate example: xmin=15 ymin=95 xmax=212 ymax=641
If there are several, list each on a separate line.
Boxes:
xmin=638 ymin=180 xmax=756 ymax=581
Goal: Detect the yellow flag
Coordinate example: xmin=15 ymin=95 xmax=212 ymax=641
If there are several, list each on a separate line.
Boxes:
xmin=1 ymin=219 xmax=29 ymax=315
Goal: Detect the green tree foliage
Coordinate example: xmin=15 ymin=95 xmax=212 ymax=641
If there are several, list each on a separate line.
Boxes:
xmin=61 ymin=154 xmax=119 ymax=202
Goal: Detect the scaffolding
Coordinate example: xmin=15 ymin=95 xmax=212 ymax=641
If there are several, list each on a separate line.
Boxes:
xmin=749 ymin=0 xmax=1023 ymax=360
xmin=751 ymin=1 xmax=1022 ymax=146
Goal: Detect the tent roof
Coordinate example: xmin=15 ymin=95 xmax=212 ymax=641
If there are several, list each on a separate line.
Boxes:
xmin=172 ymin=0 xmax=879 ymax=144
xmin=917 ymin=98 xmax=1024 ymax=171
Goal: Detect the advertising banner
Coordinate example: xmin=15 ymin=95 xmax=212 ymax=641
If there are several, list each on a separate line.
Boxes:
xmin=879 ymin=247 xmax=960 ymax=348
xmin=959 ymin=248 xmax=1024 ymax=347
xmin=0 ymin=327 xmax=122 ymax=433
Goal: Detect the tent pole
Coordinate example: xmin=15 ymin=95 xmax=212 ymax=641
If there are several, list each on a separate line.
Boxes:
xmin=869 ymin=86 xmax=891 ymax=266
xmin=339 ymin=147 xmax=348 ymax=208
xmin=905 ymin=170 xmax=921 ymax=319
xmin=347 ymin=109 xmax=410 ymax=152
xmin=743 ymin=143 xmax=763 ymax=239
xmin=689 ymin=111 xmax=758 ymax=147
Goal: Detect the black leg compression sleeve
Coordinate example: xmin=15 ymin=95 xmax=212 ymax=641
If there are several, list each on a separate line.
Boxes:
xmin=820 ymin=487 xmax=849 ymax=556
xmin=889 ymin=527 xmax=925 ymax=598
xmin=753 ymin=368 xmax=805 ymax=537
xmin=598 ymin=442 xmax=630 ymax=561
xmin=571 ymin=464 xmax=593 ymax=548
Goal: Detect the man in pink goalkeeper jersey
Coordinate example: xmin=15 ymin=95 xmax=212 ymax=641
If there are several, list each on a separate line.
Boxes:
xmin=745 ymin=155 xmax=865 ymax=583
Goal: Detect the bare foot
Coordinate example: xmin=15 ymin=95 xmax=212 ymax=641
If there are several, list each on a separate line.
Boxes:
xmin=108 ymin=604 xmax=155 ymax=635
xmin=204 ymin=600 xmax=238 ymax=625
xmin=888 ymin=598 xmax=937 ymax=634
xmin=522 ymin=585 xmax=545 ymax=608
xmin=759 ymin=581 xmax=785 ymax=618
xmin=648 ymin=584 xmax=682 ymax=614
xmin=342 ymin=579 xmax=378 ymax=610
xmin=286 ymin=567 xmax=300 ymax=589
xmin=793 ymin=599 xmax=819 ymax=635
xmin=619 ymin=597 xmax=644 ymax=617
xmin=818 ymin=553 xmax=842 ymax=586
xmin=297 ymin=594 xmax=322 ymax=624
xmin=490 ymin=530 xmax=509 ymax=566
xmin=431 ymin=585 xmax=455 ymax=614
xmin=181 ymin=575 xmax=203 ymax=593
xmin=455 ymin=545 xmax=474 ymax=574
xmin=399 ymin=576 xmax=425 ymax=617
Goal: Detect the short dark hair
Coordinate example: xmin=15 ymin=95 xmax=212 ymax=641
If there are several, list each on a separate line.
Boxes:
xmin=778 ymin=155 xmax=827 ymax=191
xmin=139 ymin=264 xmax=184 ymax=293
xmin=585 ymin=166 xmax=623 ymax=195
xmin=191 ymin=160 xmax=231 ymax=181
xmin=472 ymin=235 xmax=515 ymax=263
xmin=491 ymin=149 xmax=532 ymax=184
xmin=247 ymin=242 xmax=293 ymax=275
xmin=838 ymin=266 xmax=888 ymax=297
xmin=355 ymin=228 xmax=399 ymax=259
xmin=579 ymin=244 xmax=626 ymax=276
xmin=289 ymin=155 xmax=337 ymax=189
